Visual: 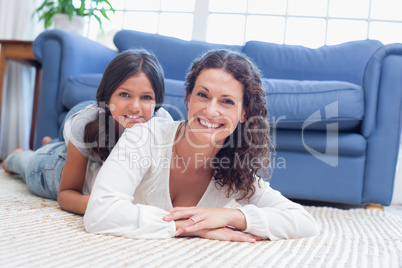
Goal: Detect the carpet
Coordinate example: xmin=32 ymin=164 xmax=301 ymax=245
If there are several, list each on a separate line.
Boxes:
xmin=0 ymin=174 xmax=401 ymax=268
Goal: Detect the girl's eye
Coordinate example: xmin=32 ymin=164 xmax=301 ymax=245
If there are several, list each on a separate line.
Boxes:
xmin=142 ymin=95 xmax=153 ymax=100
xmin=223 ymin=99 xmax=235 ymax=105
xmin=119 ymin=92 xmax=130 ymax=98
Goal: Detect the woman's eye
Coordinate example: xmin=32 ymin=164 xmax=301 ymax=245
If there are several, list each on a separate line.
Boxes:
xmin=119 ymin=92 xmax=130 ymax=98
xmin=197 ymin=92 xmax=208 ymax=98
xmin=223 ymin=99 xmax=235 ymax=105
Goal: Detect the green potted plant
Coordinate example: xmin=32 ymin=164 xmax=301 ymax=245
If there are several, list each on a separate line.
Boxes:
xmin=34 ymin=0 xmax=115 ymax=34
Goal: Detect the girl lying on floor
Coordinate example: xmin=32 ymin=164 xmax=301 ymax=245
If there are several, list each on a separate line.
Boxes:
xmin=2 ymin=49 xmax=171 ymax=215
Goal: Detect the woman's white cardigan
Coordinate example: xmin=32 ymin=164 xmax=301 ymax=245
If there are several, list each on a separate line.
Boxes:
xmin=84 ymin=117 xmax=319 ymax=240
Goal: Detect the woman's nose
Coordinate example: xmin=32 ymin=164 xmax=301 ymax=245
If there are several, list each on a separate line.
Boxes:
xmin=203 ymin=99 xmax=219 ymax=118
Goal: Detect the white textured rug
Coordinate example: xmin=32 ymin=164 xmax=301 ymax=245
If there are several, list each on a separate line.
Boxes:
xmin=0 ymin=174 xmax=401 ymax=268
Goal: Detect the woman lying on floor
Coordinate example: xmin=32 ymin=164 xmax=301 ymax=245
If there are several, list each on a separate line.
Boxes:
xmin=84 ymin=49 xmax=320 ymax=242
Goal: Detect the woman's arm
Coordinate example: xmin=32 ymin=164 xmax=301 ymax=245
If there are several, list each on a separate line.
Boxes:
xmin=57 ymin=142 xmax=89 ymax=215
xmin=238 ymin=180 xmax=320 ymax=240
xmin=83 ymin=126 xmax=176 ymax=239
xmin=164 ymin=207 xmax=247 ymax=236
xmin=164 ymin=180 xmax=320 ymax=240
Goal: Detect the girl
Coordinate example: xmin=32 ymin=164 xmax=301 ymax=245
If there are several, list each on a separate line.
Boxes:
xmin=2 ymin=49 xmax=171 ymax=215
xmin=84 ymin=49 xmax=319 ymax=242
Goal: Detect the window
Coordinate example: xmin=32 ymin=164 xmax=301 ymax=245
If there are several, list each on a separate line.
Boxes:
xmin=87 ymin=0 xmax=402 ymax=49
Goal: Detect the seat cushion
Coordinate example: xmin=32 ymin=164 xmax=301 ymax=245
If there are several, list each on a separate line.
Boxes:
xmin=264 ymin=79 xmax=364 ymax=131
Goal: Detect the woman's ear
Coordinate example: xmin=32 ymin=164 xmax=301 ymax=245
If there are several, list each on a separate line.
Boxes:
xmin=185 ymin=93 xmax=191 ymax=109
xmin=240 ymin=109 xmax=246 ymax=123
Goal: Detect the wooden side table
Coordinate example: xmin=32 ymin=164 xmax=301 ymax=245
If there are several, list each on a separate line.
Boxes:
xmin=0 ymin=40 xmax=42 ymax=149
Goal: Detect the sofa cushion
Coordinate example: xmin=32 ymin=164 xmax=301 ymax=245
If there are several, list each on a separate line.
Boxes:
xmin=114 ymin=30 xmax=242 ymax=81
xmin=162 ymin=79 xmax=187 ymax=121
xmin=245 ymin=40 xmax=383 ymax=86
xmin=264 ymin=79 xmax=364 ymax=131
xmin=60 ymin=74 xmax=101 ymax=110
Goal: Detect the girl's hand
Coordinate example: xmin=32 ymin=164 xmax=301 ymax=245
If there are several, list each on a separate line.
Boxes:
xmin=163 ymin=207 xmax=247 ymax=236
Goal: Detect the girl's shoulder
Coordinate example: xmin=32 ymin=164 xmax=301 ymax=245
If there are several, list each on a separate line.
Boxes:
xmin=67 ymin=103 xmax=100 ymax=125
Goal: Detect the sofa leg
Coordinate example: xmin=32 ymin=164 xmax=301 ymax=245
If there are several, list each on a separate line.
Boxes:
xmin=364 ymin=203 xmax=384 ymax=210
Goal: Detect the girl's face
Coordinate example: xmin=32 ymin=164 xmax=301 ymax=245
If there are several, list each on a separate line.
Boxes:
xmin=107 ymin=72 xmax=156 ymax=129
xmin=186 ymin=68 xmax=246 ymax=146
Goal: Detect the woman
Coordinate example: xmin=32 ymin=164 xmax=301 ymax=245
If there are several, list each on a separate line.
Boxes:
xmin=2 ymin=49 xmax=171 ymax=215
xmin=84 ymin=49 xmax=319 ymax=242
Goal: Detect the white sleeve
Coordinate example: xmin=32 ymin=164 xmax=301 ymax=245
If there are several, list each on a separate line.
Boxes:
xmin=83 ymin=125 xmax=176 ymax=239
xmin=238 ymin=180 xmax=320 ymax=240
xmin=154 ymin=107 xmax=173 ymax=121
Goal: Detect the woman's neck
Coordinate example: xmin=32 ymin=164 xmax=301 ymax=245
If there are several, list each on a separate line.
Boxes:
xmin=173 ymin=123 xmax=220 ymax=171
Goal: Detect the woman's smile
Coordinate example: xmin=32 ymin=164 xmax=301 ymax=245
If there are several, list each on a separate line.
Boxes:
xmin=196 ymin=117 xmax=224 ymax=129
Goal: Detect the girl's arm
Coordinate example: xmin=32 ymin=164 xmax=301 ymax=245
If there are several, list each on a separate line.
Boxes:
xmin=57 ymin=142 xmax=89 ymax=215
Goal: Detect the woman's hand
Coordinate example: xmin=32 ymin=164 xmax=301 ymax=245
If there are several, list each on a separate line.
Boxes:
xmin=173 ymin=219 xmax=260 ymax=243
xmin=199 ymin=227 xmax=261 ymax=243
xmin=163 ymin=207 xmax=247 ymax=236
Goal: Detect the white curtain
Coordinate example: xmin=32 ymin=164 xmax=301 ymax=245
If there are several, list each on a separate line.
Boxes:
xmin=0 ymin=0 xmax=44 ymax=160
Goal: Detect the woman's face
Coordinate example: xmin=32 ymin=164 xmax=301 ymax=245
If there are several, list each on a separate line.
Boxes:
xmin=107 ymin=72 xmax=156 ymax=129
xmin=186 ymin=68 xmax=246 ymax=146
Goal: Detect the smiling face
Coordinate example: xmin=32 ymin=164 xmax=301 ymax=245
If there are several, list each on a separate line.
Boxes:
xmin=107 ymin=72 xmax=156 ymax=129
xmin=186 ymin=68 xmax=246 ymax=146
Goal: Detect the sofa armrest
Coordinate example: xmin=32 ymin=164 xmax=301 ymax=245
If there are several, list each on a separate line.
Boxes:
xmin=362 ymin=43 xmax=402 ymax=204
xmin=32 ymin=29 xmax=118 ymax=149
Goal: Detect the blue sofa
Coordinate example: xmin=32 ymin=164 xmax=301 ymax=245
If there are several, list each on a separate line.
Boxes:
xmin=32 ymin=29 xmax=402 ymax=206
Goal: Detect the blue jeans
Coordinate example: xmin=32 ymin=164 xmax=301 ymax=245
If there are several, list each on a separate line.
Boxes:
xmin=4 ymin=100 xmax=96 ymax=200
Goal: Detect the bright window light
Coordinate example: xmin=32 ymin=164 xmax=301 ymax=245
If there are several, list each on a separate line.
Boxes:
xmin=369 ymin=21 xmax=402 ymax=43
xmin=88 ymin=0 xmax=402 ymax=48
xmin=371 ymin=0 xmax=402 ymax=21
xmin=326 ymin=19 xmax=368 ymax=45
xmin=207 ymin=14 xmax=245 ymax=45
xmin=329 ymin=0 xmax=370 ymax=19
xmin=125 ymin=0 xmax=160 ymax=11
xmin=108 ymin=0 xmax=125 ymax=10
xmin=245 ymin=15 xmax=285 ymax=44
xmin=159 ymin=13 xmax=193 ymax=40
xmin=161 ymin=0 xmax=195 ymax=12
xmin=124 ymin=12 xmax=159 ymax=34
xmin=287 ymin=0 xmax=328 ymax=17
xmin=209 ymin=0 xmax=247 ymax=13
xmin=247 ymin=0 xmax=287 ymax=15
xmin=286 ymin=17 xmax=326 ymax=48
xmin=87 ymin=10 xmax=124 ymax=49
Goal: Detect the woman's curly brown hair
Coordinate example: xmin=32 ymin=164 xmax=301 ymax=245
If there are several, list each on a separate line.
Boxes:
xmin=185 ymin=49 xmax=272 ymax=201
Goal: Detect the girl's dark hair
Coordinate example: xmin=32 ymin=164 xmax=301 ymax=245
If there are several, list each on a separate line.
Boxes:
xmin=84 ymin=49 xmax=165 ymax=161
xmin=185 ymin=49 xmax=272 ymax=201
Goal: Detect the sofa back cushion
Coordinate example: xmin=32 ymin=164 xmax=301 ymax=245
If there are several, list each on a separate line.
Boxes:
xmin=244 ymin=40 xmax=383 ymax=86
xmin=162 ymin=79 xmax=187 ymax=120
xmin=114 ymin=30 xmax=242 ymax=81
xmin=264 ymin=79 xmax=364 ymax=131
